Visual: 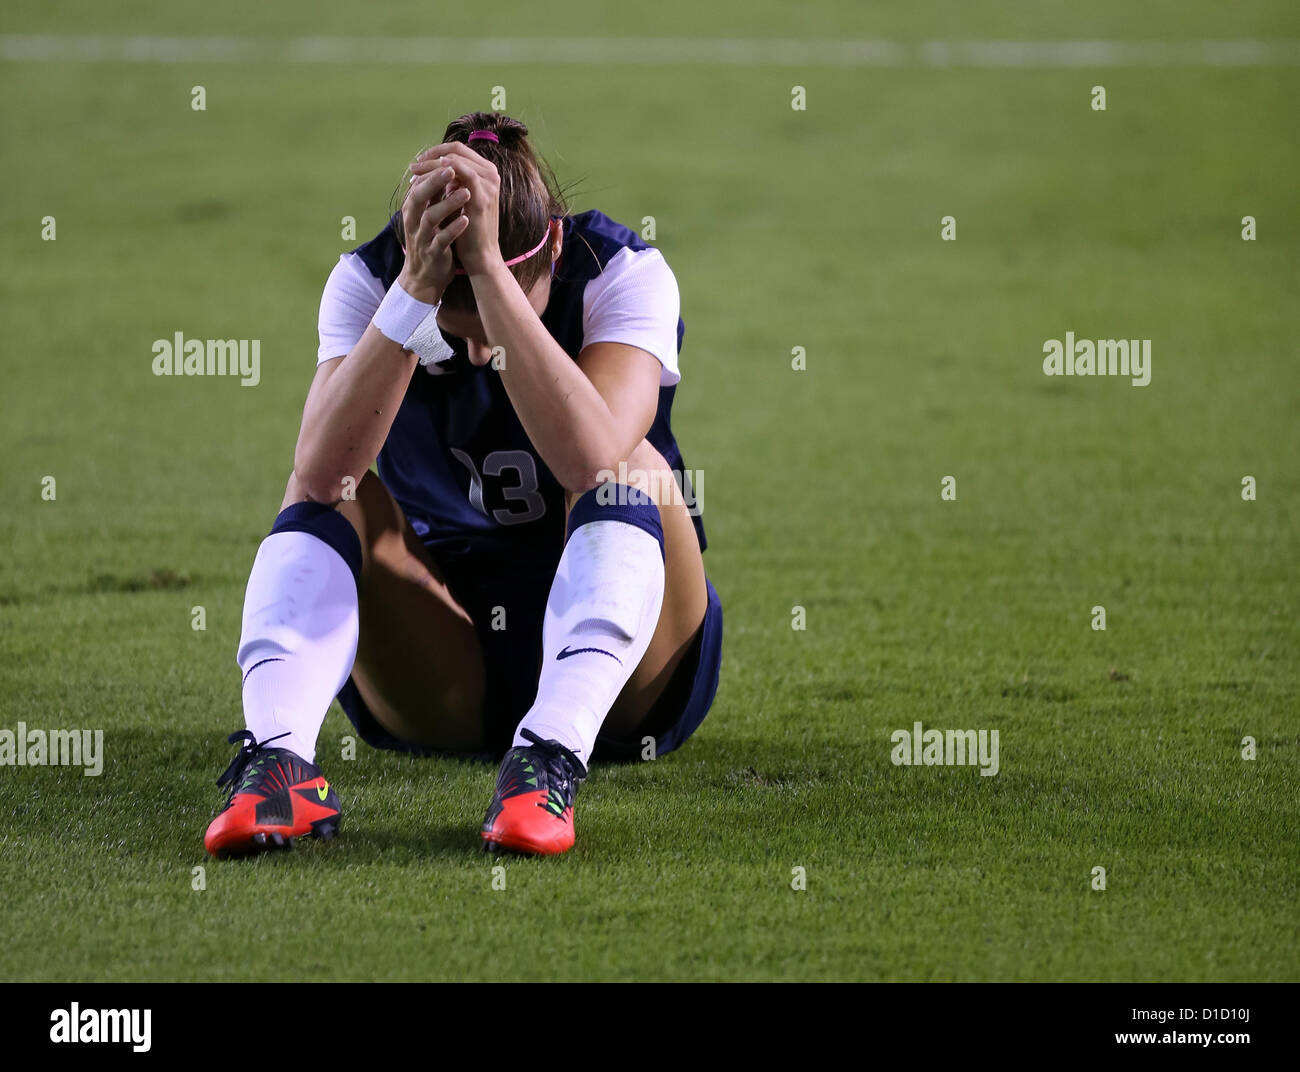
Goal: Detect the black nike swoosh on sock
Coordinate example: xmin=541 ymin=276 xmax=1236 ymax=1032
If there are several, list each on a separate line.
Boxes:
xmin=556 ymin=646 xmax=622 ymax=665
xmin=241 ymin=656 xmax=285 ymax=685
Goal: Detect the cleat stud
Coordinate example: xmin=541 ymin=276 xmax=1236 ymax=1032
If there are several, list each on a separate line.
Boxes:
xmin=310 ymin=817 xmax=340 ymax=841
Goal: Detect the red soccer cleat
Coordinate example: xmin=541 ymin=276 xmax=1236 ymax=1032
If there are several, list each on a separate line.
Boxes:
xmin=204 ymin=731 xmax=341 ymax=858
xmin=481 ymin=729 xmax=588 ymax=856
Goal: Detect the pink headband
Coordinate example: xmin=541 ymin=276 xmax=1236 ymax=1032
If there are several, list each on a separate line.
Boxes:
xmin=452 ymin=223 xmax=552 ymax=275
xmin=467 ymin=130 xmax=498 ymax=144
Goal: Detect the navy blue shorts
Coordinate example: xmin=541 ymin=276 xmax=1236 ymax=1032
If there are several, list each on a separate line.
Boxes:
xmin=336 ymin=532 xmax=723 ymax=764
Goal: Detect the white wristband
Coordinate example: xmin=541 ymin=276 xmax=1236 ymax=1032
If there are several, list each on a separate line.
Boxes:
xmin=404 ymin=307 xmax=457 ymax=368
xmin=372 ymin=281 xmax=437 ymax=347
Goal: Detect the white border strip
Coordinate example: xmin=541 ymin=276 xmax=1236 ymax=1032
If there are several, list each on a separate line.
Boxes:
xmin=2 ymin=35 xmax=1299 ymax=67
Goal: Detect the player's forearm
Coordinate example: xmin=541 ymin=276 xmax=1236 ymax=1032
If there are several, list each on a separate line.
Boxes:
xmin=471 ymin=264 xmax=626 ymax=492
xmin=294 ymin=325 xmax=418 ymax=502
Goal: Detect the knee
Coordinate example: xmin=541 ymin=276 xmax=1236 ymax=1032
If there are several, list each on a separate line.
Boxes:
xmin=625 ymin=438 xmax=667 ymax=474
xmin=584 ymin=440 xmax=683 ymax=509
xmin=279 ymin=471 xmax=309 ymax=513
xmin=280 ymin=468 xmax=381 ymax=510
xmin=275 ymin=470 xmax=384 ymax=568
xmin=625 ymin=441 xmax=686 ymax=508
xmin=280 ymin=466 xmax=390 ymax=523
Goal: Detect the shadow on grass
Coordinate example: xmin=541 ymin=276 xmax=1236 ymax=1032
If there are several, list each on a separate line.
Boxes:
xmin=0 ymin=726 xmax=856 ymax=866
xmin=0 ymin=727 xmax=512 ymax=867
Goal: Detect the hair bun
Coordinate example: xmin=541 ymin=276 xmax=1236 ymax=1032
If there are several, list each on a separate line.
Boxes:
xmin=450 ymin=111 xmax=528 ymax=149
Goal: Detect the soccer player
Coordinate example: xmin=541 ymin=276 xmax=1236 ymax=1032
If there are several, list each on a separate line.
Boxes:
xmin=203 ymin=112 xmax=722 ymax=858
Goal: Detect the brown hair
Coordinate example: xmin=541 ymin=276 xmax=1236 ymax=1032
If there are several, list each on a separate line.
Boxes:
xmin=392 ymin=111 xmax=568 ymax=312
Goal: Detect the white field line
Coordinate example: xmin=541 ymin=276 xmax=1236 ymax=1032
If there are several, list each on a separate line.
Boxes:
xmin=1 ymin=35 xmax=1299 ymax=67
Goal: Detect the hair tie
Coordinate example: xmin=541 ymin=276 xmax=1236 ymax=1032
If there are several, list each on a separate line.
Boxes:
xmin=467 ymin=130 xmax=499 ymax=144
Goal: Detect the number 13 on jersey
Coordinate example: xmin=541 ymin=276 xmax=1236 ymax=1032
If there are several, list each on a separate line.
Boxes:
xmin=450 ymin=448 xmax=547 ymax=525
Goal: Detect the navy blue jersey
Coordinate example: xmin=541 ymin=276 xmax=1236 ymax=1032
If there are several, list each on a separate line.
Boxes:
xmin=346 ymin=209 xmax=706 ymax=567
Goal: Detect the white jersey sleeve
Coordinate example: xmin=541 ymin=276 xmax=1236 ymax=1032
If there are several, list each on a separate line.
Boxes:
xmin=581 ymin=247 xmax=681 ymax=386
xmin=317 ymin=253 xmax=386 ymax=363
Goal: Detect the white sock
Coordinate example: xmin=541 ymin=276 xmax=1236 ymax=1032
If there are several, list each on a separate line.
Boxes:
xmin=236 ymin=530 xmax=360 ymax=764
xmin=514 ymin=516 xmax=665 ymax=766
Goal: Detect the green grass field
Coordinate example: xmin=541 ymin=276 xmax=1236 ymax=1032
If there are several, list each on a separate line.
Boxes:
xmin=1 ymin=1 xmax=1297 ymax=981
